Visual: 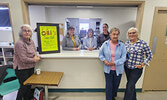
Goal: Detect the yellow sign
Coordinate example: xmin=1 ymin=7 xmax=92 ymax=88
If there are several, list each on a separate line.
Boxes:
xmin=40 ymin=26 xmax=58 ymax=52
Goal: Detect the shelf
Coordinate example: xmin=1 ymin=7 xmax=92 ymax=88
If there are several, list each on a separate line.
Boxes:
xmin=5 ymin=57 xmax=13 ymax=59
xmin=0 ymin=46 xmax=14 ymax=48
xmin=0 ymin=47 xmax=14 ymax=65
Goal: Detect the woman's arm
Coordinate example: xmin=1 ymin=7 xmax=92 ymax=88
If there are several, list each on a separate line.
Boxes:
xmin=143 ymin=42 xmax=153 ymax=66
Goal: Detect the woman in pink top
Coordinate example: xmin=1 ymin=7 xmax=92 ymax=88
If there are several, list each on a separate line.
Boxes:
xmin=13 ymin=24 xmax=40 ymax=100
xmin=99 ymin=27 xmax=126 ymax=100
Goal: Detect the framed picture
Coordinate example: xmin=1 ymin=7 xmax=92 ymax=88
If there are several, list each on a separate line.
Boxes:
xmin=37 ymin=23 xmax=60 ymax=54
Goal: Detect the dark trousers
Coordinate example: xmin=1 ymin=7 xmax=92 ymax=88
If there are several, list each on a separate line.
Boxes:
xmin=105 ymin=70 xmax=122 ymax=100
xmin=15 ymin=67 xmax=34 ymax=100
xmin=124 ymin=66 xmax=143 ymax=100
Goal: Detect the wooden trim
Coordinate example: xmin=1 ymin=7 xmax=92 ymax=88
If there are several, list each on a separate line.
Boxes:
xmin=21 ymin=0 xmax=145 ymax=34
xmin=0 ymin=3 xmax=9 ymax=6
xmin=0 ymin=3 xmax=15 ymax=43
xmin=22 ymin=0 xmax=143 ymax=5
xmin=47 ymin=88 xmax=142 ymax=92
xmin=21 ymin=0 xmax=30 ymax=24
xmin=135 ymin=2 xmax=145 ymax=33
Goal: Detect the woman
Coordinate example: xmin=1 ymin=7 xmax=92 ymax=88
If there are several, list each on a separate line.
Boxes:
xmin=99 ymin=27 xmax=126 ymax=100
xmin=124 ymin=27 xmax=152 ymax=100
xmin=83 ymin=28 xmax=97 ymax=51
xmin=97 ymin=23 xmax=110 ymax=49
xmin=13 ymin=24 xmax=41 ymax=100
xmin=62 ymin=26 xmax=81 ymax=51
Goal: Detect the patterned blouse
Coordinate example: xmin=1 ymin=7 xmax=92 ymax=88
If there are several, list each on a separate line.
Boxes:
xmin=125 ymin=39 xmax=152 ymax=69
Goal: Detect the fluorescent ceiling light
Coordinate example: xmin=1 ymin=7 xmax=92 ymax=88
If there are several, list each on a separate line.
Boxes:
xmin=0 ymin=7 xmax=8 ymax=10
xmin=76 ymin=6 xmax=93 ymax=8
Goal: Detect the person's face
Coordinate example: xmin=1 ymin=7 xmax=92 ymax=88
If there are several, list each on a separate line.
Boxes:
xmin=68 ymin=29 xmax=75 ymax=36
xmin=128 ymin=29 xmax=138 ymax=41
xmin=88 ymin=30 xmax=93 ymax=38
xmin=103 ymin=25 xmax=108 ymax=33
xmin=110 ymin=31 xmax=119 ymax=42
xmin=22 ymin=26 xmax=32 ymax=40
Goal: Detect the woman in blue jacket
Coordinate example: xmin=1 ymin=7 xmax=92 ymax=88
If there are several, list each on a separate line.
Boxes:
xmin=83 ymin=28 xmax=97 ymax=51
xmin=99 ymin=27 xmax=126 ymax=100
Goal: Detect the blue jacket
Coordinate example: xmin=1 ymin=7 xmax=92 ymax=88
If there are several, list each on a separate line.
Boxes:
xmin=99 ymin=40 xmax=127 ymax=76
xmin=83 ymin=36 xmax=97 ymax=49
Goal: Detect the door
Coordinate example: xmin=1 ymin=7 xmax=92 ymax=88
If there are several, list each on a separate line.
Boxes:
xmin=143 ymin=7 xmax=167 ymax=90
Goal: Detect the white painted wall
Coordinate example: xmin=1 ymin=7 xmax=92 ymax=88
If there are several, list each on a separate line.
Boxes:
xmin=29 ymin=5 xmax=46 ymax=47
xmin=45 ymin=6 xmax=137 ymax=42
xmin=141 ymin=0 xmax=167 ymax=43
xmin=28 ymin=6 xmax=137 ymax=45
xmin=0 ymin=30 xmax=13 ymax=42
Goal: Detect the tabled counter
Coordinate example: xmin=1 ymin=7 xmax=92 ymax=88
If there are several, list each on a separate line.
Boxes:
xmin=37 ymin=50 xmax=144 ymax=90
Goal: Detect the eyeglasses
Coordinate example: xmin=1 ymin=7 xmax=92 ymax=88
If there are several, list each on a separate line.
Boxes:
xmin=128 ymin=32 xmax=136 ymax=34
xmin=23 ymin=30 xmax=31 ymax=33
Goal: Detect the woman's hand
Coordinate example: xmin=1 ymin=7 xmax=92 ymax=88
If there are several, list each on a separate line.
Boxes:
xmin=33 ymin=55 xmax=40 ymax=62
xmin=134 ymin=62 xmax=145 ymax=69
xmin=73 ymin=48 xmax=80 ymax=51
xmin=86 ymin=47 xmax=93 ymax=51
xmin=108 ymin=61 xmax=115 ymax=66
xmin=104 ymin=60 xmax=110 ymax=66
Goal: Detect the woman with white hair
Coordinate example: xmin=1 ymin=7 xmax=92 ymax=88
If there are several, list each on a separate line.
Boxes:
xmin=124 ymin=27 xmax=152 ymax=100
xmin=13 ymin=24 xmax=40 ymax=100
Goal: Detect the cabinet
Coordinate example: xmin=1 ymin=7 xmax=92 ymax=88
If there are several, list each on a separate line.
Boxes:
xmin=0 ymin=46 xmax=14 ymax=66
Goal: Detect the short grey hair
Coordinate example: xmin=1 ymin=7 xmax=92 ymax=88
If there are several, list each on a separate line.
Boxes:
xmin=110 ymin=27 xmax=120 ymax=34
xmin=126 ymin=27 xmax=140 ymax=39
xmin=19 ymin=24 xmax=33 ymax=37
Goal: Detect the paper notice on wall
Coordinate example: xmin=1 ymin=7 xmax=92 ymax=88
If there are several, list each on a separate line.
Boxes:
xmin=165 ymin=38 xmax=167 ymax=44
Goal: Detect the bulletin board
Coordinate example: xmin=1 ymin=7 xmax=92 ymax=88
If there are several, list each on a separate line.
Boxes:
xmin=37 ymin=23 xmax=60 ymax=54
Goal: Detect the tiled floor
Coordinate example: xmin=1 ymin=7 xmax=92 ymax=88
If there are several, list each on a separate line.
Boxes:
xmin=48 ymin=91 xmax=167 ymax=100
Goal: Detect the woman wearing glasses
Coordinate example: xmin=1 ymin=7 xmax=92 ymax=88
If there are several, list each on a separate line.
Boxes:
xmin=13 ymin=24 xmax=41 ymax=100
xmin=83 ymin=28 xmax=97 ymax=51
xmin=124 ymin=27 xmax=152 ymax=100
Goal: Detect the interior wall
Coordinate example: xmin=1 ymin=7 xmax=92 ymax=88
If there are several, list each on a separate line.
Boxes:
xmin=141 ymin=0 xmax=167 ymax=43
xmin=45 ymin=6 xmax=137 ymax=42
xmin=28 ymin=5 xmax=46 ymax=47
xmin=0 ymin=31 xmax=13 ymax=42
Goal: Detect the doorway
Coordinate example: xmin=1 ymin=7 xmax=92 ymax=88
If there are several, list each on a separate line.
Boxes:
xmin=143 ymin=7 xmax=167 ymax=91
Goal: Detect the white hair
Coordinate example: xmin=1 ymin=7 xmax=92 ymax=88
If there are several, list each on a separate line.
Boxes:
xmin=126 ymin=27 xmax=140 ymax=39
xmin=19 ymin=24 xmax=33 ymax=37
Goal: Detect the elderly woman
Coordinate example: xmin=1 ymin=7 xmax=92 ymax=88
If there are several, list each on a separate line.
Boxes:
xmin=124 ymin=27 xmax=152 ymax=100
xmin=97 ymin=23 xmax=110 ymax=49
xmin=83 ymin=28 xmax=97 ymax=51
xmin=62 ymin=26 xmax=81 ymax=51
xmin=13 ymin=24 xmax=40 ymax=100
xmin=99 ymin=27 xmax=126 ymax=100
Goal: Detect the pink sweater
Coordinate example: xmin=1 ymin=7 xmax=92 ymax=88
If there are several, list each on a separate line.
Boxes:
xmin=110 ymin=41 xmax=117 ymax=70
xmin=13 ymin=38 xmax=37 ymax=70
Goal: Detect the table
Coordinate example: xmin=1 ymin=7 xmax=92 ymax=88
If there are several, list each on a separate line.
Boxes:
xmin=24 ymin=71 xmax=63 ymax=100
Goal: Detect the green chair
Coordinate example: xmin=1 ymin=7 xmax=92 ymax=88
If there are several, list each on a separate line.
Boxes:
xmin=0 ymin=65 xmax=20 ymax=96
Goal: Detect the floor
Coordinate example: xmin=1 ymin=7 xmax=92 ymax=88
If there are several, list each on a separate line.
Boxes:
xmin=48 ymin=91 xmax=167 ymax=100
